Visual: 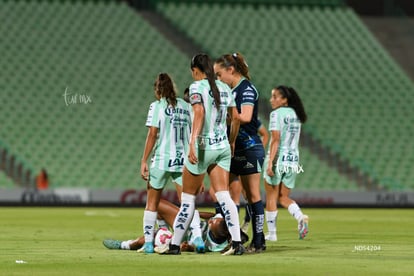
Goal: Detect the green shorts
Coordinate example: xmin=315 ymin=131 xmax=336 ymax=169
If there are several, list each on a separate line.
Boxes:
xmin=263 ymin=156 xmax=297 ymax=189
xmin=185 ymin=146 xmax=231 ymax=175
xmin=149 ymin=167 xmax=182 ymax=189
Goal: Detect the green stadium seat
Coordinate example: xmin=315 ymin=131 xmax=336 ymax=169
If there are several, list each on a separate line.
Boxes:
xmin=2 ymin=0 xmax=413 ymax=192
xmin=155 ymin=1 xmax=414 ymax=191
xmin=0 ymin=0 xmax=192 ymax=189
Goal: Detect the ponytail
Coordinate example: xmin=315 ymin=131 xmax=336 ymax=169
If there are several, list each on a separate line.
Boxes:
xmin=191 ymin=54 xmax=221 ymax=108
xmin=215 ymin=52 xmax=250 ymax=80
xmin=154 ymin=73 xmax=177 ymax=107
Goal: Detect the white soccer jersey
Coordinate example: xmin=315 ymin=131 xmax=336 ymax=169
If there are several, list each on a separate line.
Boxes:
xmin=189 ymin=79 xmax=235 ymax=150
xmin=269 ymin=107 xmax=301 ymax=168
xmin=145 ymin=98 xmax=191 ymax=172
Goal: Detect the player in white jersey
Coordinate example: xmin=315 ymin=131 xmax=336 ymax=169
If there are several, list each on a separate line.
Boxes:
xmin=140 ymin=73 xmax=203 ymax=254
xmin=160 ymin=53 xmax=245 ymax=256
xmin=263 ymin=85 xmax=309 ymax=241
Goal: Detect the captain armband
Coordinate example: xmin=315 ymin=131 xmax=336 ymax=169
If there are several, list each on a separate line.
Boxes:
xmin=190 ymin=93 xmax=203 ymax=105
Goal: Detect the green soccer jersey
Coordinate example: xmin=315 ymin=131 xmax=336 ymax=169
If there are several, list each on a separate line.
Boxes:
xmin=268 ymin=107 xmax=301 ymax=169
xmin=188 ymin=79 xmax=235 ymax=150
xmin=145 ymin=97 xmax=191 ymax=172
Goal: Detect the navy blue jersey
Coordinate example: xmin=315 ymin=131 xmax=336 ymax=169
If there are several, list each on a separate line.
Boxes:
xmin=232 ymin=78 xmax=262 ymax=151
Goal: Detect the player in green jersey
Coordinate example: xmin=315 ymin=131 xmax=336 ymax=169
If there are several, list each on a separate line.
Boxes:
xmin=140 ymin=73 xmax=203 ymax=253
xmin=263 ymin=85 xmax=309 ymax=241
xmin=160 ymin=54 xmax=244 ymax=256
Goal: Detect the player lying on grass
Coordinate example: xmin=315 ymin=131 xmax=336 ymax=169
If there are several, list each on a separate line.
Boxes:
xmin=103 ymin=198 xmax=248 ymax=253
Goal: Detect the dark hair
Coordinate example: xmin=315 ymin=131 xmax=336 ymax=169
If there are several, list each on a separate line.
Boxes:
xmin=154 ymin=73 xmax=177 ymax=107
xmin=215 ymin=52 xmax=250 ymax=80
xmin=183 ymin=87 xmax=190 ymax=103
xmin=211 ymin=218 xmax=230 ymax=243
xmin=191 ymin=53 xmax=221 ymax=108
xmin=277 ymin=85 xmax=307 ymax=123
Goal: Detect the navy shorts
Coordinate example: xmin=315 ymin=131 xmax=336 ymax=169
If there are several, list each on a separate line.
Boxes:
xmin=230 ymin=145 xmax=265 ymax=175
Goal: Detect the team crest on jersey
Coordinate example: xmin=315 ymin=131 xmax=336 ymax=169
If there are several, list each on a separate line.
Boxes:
xmin=190 ymin=93 xmax=202 ymax=105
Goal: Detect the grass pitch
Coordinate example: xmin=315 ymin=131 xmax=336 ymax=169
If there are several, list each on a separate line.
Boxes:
xmin=1 ymin=207 xmax=413 ymax=275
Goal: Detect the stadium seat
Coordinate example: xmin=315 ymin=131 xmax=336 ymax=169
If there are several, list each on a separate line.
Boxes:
xmin=0 ymin=0 xmax=190 ymax=189
xmin=155 ymin=1 xmax=414 ymax=191
xmin=2 ymin=0 xmax=413 ymax=192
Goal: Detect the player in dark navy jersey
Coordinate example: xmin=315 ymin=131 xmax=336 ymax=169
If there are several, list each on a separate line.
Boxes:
xmin=214 ymin=53 xmax=266 ymax=253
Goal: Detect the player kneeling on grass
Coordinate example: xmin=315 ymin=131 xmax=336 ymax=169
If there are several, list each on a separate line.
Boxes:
xmin=103 ymin=199 xmax=248 ymax=253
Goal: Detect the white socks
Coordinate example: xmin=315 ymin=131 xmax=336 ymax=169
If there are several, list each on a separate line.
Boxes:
xmin=171 ymin=192 xmax=196 ymax=246
xmin=157 ymin=219 xmax=169 ymax=229
xmin=121 ymin=240 xmax=132 ymax=250
xmin=287 ymin=203 xmax=303 ymax=222
xmin=190 ymin=210 xmax=202 ymax=241
xmin=215 ymin=190 xmax=241 ymax=242
xmin=143 ymin=210 xmax=157 ymax=243
xmin=265 ymin=210 xmax=278 ymax=234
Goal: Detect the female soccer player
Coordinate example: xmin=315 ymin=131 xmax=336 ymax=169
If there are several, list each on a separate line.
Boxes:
xmin=161 ymin=53 xmax=244 ymax=256
xmin=103 ymin=199 xmax=245 ymax=253
xmin=232 ymin=118 xmax=269 ymax=233
xmin=140 ymin=73 xmax=203 ymax=253
xmin=214 ymin=52 xmax=266 ymax=253
xmin=263 ymin=85 xmax=309 ymax=241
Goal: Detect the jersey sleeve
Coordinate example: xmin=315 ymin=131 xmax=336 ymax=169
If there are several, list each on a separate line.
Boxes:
xmin=269 ymin=110 xmax=281 ymax=131
xmin=145 ymin=101 xmax=159 ymax=128
xmin=189 ymin=82 xmax=203 ymax=105
xmin=226 ymin=85 xmax=236 ymax=108
xmin=240 ymin=83 xmax=258 ymax=106
xmin=228 ymin=93 xmax=236 ymax=107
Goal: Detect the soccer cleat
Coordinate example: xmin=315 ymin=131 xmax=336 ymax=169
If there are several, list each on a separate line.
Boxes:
xmin=159 ymin=244 xmax=181 ymax=255
xmin=265 ymin=232 xmax=277 ymax=241
xmin=137 ymin=242 xmax=154 ymax=253
xmin=154 ymin=244 xmax=169 ymax=254
xmin=103 ymin=239 xmax=122 ymax=249
xmin=219 ymin=243 xmax=231 ymax=254
xmin=240 ymin=230 xmax=249 ymax=244
xmin=298 ymin=215 xmax=309 ymax=240
xmin=245 ymin=238 xmax=266 ymax=254
xmin=193 ymin=237 xmax=205 ymax=253
xmin=241 ymin=221 xmax=250 ymax=234
xmin=221 ymin=242 xmax=245 ymax=256
xmin=245 ymin=244 xmax=265 ymax=254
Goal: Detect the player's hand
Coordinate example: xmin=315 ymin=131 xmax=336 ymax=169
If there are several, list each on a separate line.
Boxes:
xmin=199 ymin=183 xmax=205 ymax=194
xmin=180 ymin=241 xmax=194 ymax=252
xmin=188 ymin=143 xmax=198 ymax=164
xmin=266 ymin=165 xmax=275 ymax=177
xmin=230 ymin=142 xmax=235 ymax=157
xmin=140 ymin=162 xmax=149 ymax=181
